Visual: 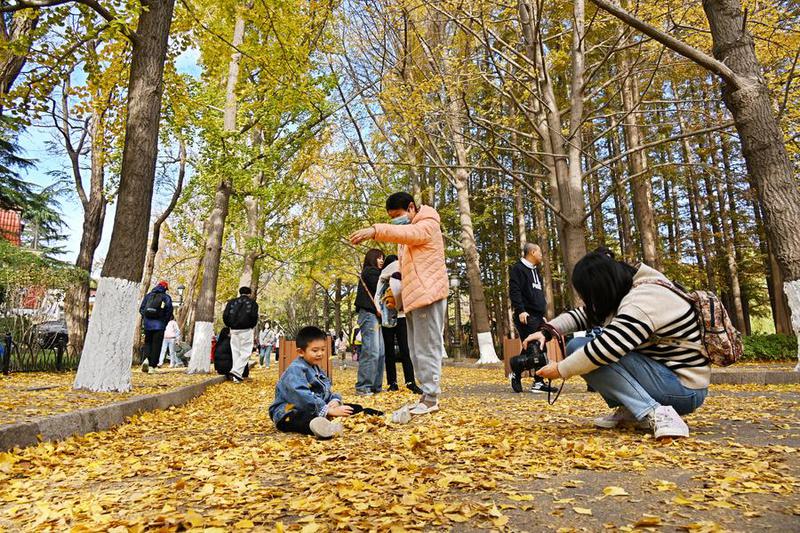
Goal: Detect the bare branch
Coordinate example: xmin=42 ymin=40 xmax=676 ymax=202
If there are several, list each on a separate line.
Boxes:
xmin=589 ymin=0 xmax=741 ymax=89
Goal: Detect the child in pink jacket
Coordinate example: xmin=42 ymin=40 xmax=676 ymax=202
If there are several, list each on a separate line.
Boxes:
xmin=350 ymin=192 xmax=448 ymax=416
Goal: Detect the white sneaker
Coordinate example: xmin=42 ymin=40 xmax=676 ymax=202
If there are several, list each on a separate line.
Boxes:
xmin=391 ymin=405 xmax=413 ymax=424
xmin=409 ymin=402 xmax=440 ymax=416
xmin=648 ymin=405 xmax=690 ymax=439
xmin=355 ymin=390 xmax=374 ymax=396
xmin=594 ymin=406 xmax=649 ymax=429
xmin=309 ymin=417 xmax=343 ymax=439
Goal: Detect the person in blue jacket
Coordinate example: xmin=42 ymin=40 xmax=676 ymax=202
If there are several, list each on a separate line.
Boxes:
xmin=139 ymin=280 xmax=173 ymax=373
xmin=269 ymin=326 xmax=383 ymax=439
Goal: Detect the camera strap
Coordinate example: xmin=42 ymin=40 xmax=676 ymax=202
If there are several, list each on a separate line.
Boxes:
xmin=539 ymin=323 xmax=567 ymax=405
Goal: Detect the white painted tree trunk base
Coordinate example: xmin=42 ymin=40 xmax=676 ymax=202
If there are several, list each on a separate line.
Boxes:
xmin=188 ymin=321 xmax=213 ymax=374
xmin=783 ymin=280 xmax=800 ymax=372
xmin=475 ymin=331 xmax=501 ymax=364
xmin=73 ymin=277 xmax=139 ymax=392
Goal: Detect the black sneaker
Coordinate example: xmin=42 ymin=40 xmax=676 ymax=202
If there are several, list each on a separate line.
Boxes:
xmin=406 ymin=382 xmax=423 ymax=395
xmin=141 ymin=360 xmax=149 ymax=373
xmin=388 ymin=383 xmax=399 ymax=391
xmin=531 ymin=381 xmax=558 ymax=394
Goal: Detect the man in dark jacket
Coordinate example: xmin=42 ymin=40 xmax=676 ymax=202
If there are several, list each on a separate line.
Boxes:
xmin=509 ymin=243 xmax=556 ymax=393
xmin=139 ymin=280 xmax=174 ymax=373
xmin=223 ymin=287 xmax=259 ymax=382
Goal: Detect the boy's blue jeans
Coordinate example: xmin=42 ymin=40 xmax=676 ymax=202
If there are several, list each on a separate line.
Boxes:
xmin=356 ymin=310 xmax=385 ymax=393
xmin=567 ymin=335 xmax=707 ymax=421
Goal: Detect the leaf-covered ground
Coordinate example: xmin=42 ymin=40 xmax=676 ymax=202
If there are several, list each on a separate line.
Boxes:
xmin=0 ymin=369 xmax=212 ymax=426
xmin=0 ymin=365 xmax=798 ymax=532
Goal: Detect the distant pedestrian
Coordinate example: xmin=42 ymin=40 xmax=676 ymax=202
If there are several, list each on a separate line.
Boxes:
xmin=159 ymin=319 xmax=182 ymax=367
xmin=259 ymin=321 xmax=276 ymax=368
xmin=375 ymin=254 xmax=422 ymax=394
xmin=509 ymin=243 xmax=557 ymax=394
xmin=222 ymin=287 xmax=259 ymax=383
xmin=139 ymin=281 xmax=174 ymax=373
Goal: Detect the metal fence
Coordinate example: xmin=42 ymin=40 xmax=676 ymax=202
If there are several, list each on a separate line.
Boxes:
xmin=1 ymin=331 xmax=79 ymax=374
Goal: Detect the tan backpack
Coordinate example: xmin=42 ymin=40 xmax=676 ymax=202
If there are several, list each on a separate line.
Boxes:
xmin=633 ymin=279 xmax=742 ymax=366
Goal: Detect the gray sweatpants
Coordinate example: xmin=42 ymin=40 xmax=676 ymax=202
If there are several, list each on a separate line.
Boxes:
xmin=405 ymin=298 xmax=447 ymax=400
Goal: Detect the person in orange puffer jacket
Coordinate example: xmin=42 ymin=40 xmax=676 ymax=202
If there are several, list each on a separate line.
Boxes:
xmin=349 ymin=192 xmax=449 ymax=417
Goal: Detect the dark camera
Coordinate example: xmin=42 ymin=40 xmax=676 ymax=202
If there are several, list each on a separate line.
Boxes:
xmin=510 ymin=342 xmax=549 ymax=393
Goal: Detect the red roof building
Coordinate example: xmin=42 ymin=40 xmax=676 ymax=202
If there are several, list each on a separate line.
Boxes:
xmin=0 ymin=209 xmax=22 ymax=246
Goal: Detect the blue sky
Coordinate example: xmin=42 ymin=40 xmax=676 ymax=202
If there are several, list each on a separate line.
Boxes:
xmin=21 ymin=47 xmax=201 ymax=269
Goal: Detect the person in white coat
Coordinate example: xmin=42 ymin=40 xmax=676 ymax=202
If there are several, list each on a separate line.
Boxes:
xmin=374 ymin=254 xmax=422 ymax=394
xmin=159 ymin=319 xmax=182 ymax=367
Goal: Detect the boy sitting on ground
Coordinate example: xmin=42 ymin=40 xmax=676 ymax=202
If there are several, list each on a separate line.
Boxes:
xmin=269 ymin=326 xmax=383 ymax=439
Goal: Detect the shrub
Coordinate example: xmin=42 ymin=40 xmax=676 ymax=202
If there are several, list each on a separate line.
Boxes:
xmin=742 ymin=334 xmax=797 ymax=362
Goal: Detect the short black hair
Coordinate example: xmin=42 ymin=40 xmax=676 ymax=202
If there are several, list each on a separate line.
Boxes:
xmin=296 ymin=326 xmax=327 ymax=350
xmin=571 ymin=247 xmax=637 ymax=326
xmin=386 ymin=192 xmax=416 ymax=211
xmin=384 ymin=254 xmax=398 ymax=266
xmin=239 ymin=286 xmax=252 ymax=295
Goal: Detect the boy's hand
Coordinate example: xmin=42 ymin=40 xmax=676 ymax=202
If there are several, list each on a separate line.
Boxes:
xmin=328 ymin=405 xmax=354 ymax=417
xmin=327 ymin=399 xmax=341 ymax=409
xmin=349 ymin=227 xmax=376 ymax=245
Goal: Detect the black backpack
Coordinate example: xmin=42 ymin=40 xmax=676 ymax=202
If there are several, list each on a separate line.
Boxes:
xmin=223 ymin=297 xmax=258 ymax=330
xmin=143 ymin=292 xmax=167 ymax=319
xmin=213 ymin=328 xmax=250 ymax=377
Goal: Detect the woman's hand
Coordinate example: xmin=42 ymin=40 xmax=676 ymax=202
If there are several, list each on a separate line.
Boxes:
xmin=349 ymin=227 xmax=376 ymax=245
xmin=522 ymin=331 xmax=546 ymax=350
xmin=535 ymin=361 xmax=561 ymax=380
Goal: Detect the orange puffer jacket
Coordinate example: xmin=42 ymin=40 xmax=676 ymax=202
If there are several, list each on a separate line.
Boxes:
xmin=373 ymin=205 xmax=449 ymax=313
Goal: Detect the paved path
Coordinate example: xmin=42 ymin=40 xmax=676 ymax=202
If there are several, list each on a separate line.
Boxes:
xmin=0 ymin=366 xmax=797 ymax=531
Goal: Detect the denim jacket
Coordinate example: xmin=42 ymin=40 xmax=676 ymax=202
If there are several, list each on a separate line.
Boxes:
xmin=269 ymin=357 xmax=342 ymax=423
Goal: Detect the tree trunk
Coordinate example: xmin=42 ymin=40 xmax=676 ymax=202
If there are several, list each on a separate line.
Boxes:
xmin=452 ymin=147 xmax=498 ymax=363
xmin=0 ymin=13 xmax=39 ymax=114
xmin=239 ymin=129 xmax=264 ymax=292
xmin=619 ymin=47 xmax=659 ymax=268
xmin=533 ymin=178 xmax=556 ymax=318
xmin=607 ymin=118 xmax=633 ymax=262
xmin=519 ymin=0 xmax=587 ymax=303
xmin=334 ymin=278 xmax=342 ymax=336
xmin=187 ymin=181 xmax=232 ymax=373
xmin=188 ymin=10 xmax=247 ymax=372
xmin=133 ymin=139 xmax=186 ymax=356
xmin=74 ymin=0 xmax=176 ymax=392
xmin=64 ymin=194 xmax=106 ymax=356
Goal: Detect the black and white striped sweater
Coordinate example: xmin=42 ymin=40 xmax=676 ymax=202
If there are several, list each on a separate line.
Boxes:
xmin=552 ymin=264 xmax=711 ymax=389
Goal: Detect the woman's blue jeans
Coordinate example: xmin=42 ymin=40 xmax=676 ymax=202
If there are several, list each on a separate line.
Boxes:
xmin=568 ymin=335 xmax=707 ymax=421
xmin=356 ymin=309 xmax=385 ymax=393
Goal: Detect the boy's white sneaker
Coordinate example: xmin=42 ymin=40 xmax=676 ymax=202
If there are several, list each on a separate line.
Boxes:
xmin=309 ymin=417 xmax=343 ymax=439
xmin=648 ymin=405 xmax=689 ymax=439
xmin=594 ymin=406 xmax=649 ymax=429
xmin=391 ymin=405 xmax=413 ymax=424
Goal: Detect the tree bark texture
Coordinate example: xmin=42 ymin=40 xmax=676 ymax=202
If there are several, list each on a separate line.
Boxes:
xmin=619 ymin=47 xmax=660 ymax=268
xmin=99 ymin=0 xmax=176 ymax=282
xmin=74 ymin=0 xmax=175 ymax=392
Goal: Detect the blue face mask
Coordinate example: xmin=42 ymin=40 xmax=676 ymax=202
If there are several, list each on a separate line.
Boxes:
xmin=391 ymin=215 xmax=411 ymax=225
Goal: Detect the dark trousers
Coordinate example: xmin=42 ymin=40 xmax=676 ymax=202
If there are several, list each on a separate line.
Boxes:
xmin=382 ymin=318 xmax=415 ymax=387
xmin=143 ymin=329 xmax=165 ymax=367
xmin=514 ymin=315 xmax=544 ymax=383
xmin=276 ymin=404 xmax=382 ymax=436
